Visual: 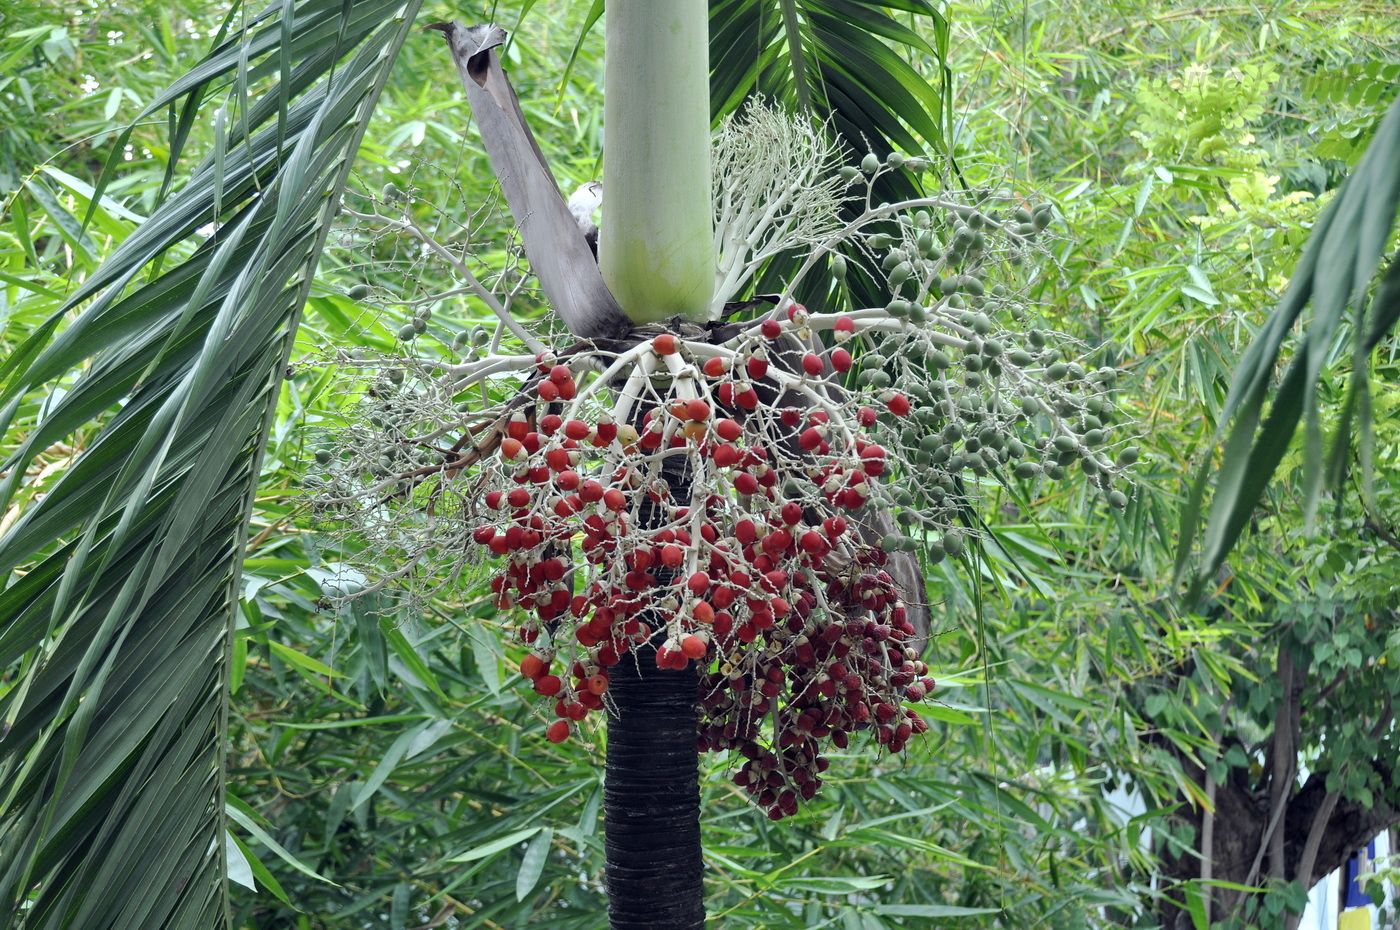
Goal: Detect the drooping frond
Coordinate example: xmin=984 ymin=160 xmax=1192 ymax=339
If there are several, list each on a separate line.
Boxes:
xmin=1177 ymin=94 xmax=1400 ymax=598
xmin=0 ymin=1 xmax=421 ymax=925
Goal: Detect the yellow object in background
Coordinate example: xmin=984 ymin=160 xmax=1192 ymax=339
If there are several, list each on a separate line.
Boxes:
xmin=1338 ymin=907 xmax=1371 ymax=930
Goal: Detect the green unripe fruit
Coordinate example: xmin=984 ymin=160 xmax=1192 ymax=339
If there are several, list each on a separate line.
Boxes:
xmin=917 ymin=232 xmax=936 ymax=256
xmin=1032 ymin=209 xmax=1052 ymax=231
xmin=861 ymin=153 xmax=881 ymax=174
xmin=1082 ymin=429 xmax=1104 ymax=447
xmin=347 ymin=284 xmax=372 ymax=300
xmin=920 ymin=434 xmax=943 ymax=453
xmin=886 ymin=152 xmax=906 ymax=169
xmin=880 ymin=533 xmax=902 ymax=552
xmin=963 ymin=354 xmax=984 ymax=372
xmin=1053 ymin=434 xmax=1078 ymax=453
xmin=1008 ymin=349 xmax=1034 ymax=366
xmin=1117 ymin=446 xmax=1140 ymax=466
xmin=1107 ymin=489 xmax=1129 ymax=509
xmin=972 ymin=313 xmax=992 ymax=335
xmin=929 ymin=349 xmax=952 ymax=369
xmin=1028 ymin=329 xmax=1047 ymax=348
xmin=908 ymin=303 xmax=928 ymax=324
xmin=886 ymin=299 xmax=910 ymax=318
xmin=470 ymin=327 xmax=489 ymax=346
xmin=1046 ymin=464 xmax=1066 ymax=480
xmin=962 ymin=276 xmax=985 ymax=297
xmin=840 ymin=166 xmax=861 ymax=181
xmin=831 ymin=254 xmax=847 ymax=279
xmin=1017 ymin=222 xmax=1037 ymax=237
xmin=387 ymin=368 xmax=404 ymax=384
xmin=868 ymin=233 xmax=893 ymax=250
xmin=1014 ymin=206 xmax=1033 ymax=223
xmin=943 ymin=528 xmax=966 ymax=557
xmin=416 ymin=305 xmax=432 ymax=321
xmin=452 ymin=330 xmax=470 ymax=349
xmin=915 ymin=210 xmax=931 ymax=227
xmin=381 ymin=182 xmax=403 ymax=201
xmin=967 ymin=211 xmax=986 ymax=230
xmin=1045 ymin=362 xmax=1068 ymax=381
xmin=889 ymin=261 xmax=913 ymax=286
xmin=315 ymin=449 xmax=333 ymax=464
xmin=398 ymin=324 xmax=416 ymax=341
xmin=1020 ymin=396 xmax=1040 ymax=417
xmin=410 ymin=317 xmax=427 ymax=333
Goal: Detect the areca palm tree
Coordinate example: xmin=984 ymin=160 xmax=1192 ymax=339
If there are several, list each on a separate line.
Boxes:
xmin=0 ymin=3 xmax=956 ymax=927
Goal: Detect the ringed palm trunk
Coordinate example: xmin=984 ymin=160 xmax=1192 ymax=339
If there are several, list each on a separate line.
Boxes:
xmin=604 ymin=420 xmax=705 ymax=929
xmin=605 ymin=647 xmax=704 ymax=929
xmin=441 ymin=1 xmax=716 ymax=923
xmin=600 ymin=3 xmax=712 ymax=927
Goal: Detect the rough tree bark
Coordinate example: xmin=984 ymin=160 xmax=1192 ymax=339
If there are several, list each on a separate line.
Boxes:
xmin=1155 ymin=734 xmax=1399 ymax=928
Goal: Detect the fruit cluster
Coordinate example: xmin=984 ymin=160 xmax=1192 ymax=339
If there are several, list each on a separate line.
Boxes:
xmin=318 ymin=175 xmax=1137 ymax=819
xmin=469 ymin=323 xmax=934 ymax=819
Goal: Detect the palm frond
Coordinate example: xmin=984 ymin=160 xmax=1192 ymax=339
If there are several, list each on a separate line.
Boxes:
xmin=1176 ymin=93 xmax=1400 ymax=599
xmin=0 ymin=1 xmax=421 ymax=925
xmin=543 ymin=1 xmax=950 ymax=164
xmin=709 ymin=0 xmax=950 ymax=162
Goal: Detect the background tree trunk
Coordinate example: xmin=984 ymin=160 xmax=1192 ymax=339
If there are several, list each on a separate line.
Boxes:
xmin=604 ymin=646 xmax=705 ymax=930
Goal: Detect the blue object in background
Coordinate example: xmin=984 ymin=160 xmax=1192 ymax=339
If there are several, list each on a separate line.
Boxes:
xmin=1344 ymin=840 xmax=1377 ymax=909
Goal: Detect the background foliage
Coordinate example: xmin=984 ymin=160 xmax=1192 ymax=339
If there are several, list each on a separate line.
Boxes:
xmin=1 ymin=0 xmax=1396 ymax=927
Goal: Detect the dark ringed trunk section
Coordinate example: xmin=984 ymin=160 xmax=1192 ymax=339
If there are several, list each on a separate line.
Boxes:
xmin=602 ymin=415 xmax=705 ymax=929
xmin=604 ymin=649 xmax=704 ymax=930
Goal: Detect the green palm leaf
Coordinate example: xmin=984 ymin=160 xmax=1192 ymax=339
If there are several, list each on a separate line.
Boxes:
xmin=709 ymin=0 xmax=950 ymax=160
xmin=0 ymin=2 xmax=421 ymax=925
xmin=1176 ymin=93 xmax=1400 ymax=598
xmin=547 ymin=1 xmax=951 ymax=162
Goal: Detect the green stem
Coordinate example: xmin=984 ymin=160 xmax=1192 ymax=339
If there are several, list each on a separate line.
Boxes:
xmin=601 ymin=0 xmax=714 ymax=324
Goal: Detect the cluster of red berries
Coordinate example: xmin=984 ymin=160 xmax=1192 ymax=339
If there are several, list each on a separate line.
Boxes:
xmin=468 ymin=313 xmax=933 ymax=818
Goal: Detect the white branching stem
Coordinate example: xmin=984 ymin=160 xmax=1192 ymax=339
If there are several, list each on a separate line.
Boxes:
xmin=343 ymin=207 xmax=548 ymax=355
xmin=711 ymin=106 xmax=848 ymax=313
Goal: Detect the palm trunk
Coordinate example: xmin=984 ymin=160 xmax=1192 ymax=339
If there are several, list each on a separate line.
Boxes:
xmin=604 ymin=647 xmax=704 ymax=930
xmin=601 ymin=0 xmax=714 ymax=323
xmin=601 ymin=415 xmax=705 ymax=929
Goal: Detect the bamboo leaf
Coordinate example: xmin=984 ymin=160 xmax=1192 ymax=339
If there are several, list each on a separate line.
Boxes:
xmin=515 ymin=828 xmax=553 ymax=901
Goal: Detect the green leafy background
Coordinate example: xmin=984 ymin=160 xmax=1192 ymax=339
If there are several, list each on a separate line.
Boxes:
xmin=0 ymin=0 xmax=1396 ymax=928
